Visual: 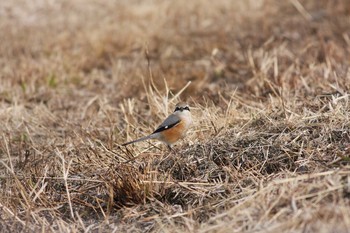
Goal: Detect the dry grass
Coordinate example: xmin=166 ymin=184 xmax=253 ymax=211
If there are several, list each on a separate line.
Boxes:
xmin=1 ymin=0 xmax=350 ymax=232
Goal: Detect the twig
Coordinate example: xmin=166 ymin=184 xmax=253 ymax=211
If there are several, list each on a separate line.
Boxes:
xmin=56 ymin=148 xmax=75 ymax=219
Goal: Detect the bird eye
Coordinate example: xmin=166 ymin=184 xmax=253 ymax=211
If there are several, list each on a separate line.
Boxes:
xmin=174 ymin=106 xmax=190 ymax=112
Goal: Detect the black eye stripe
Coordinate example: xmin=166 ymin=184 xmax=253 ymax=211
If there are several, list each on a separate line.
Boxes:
xmin=174 ymin=106 xmax=190 ymax=112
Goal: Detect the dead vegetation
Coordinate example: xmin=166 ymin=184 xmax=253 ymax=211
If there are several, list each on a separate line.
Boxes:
xmin=1 ymin=0 xmax=350 ymax=232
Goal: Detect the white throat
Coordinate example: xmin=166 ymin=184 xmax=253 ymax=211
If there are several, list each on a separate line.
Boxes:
xmin=175 ymin=110 xmax=192 ymax=129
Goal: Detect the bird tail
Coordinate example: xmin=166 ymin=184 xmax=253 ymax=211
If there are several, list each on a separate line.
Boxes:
xmin=121 ymin=134 xmax=156 ymax=146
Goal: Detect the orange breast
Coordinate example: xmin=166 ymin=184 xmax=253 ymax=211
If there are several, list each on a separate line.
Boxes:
xmin=159 ymin=120 xmax=187 ymax=145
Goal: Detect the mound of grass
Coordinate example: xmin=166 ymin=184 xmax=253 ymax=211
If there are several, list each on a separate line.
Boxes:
xmin=1 ymin=0 xmax=350 ymax=232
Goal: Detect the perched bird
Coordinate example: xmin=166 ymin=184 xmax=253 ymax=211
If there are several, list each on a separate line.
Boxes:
xmin=122 ymin=102 xmax=192 ymax=150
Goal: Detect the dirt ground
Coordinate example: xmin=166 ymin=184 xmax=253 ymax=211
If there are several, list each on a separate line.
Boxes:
xmin=1 ymin=0 xmax=350 ymax=232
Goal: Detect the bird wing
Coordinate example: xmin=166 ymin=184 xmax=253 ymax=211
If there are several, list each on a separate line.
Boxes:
xmin=152 ymin=114 xmax=181 ymax=134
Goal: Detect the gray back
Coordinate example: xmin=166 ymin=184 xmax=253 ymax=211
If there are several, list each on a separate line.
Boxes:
xmin=153 ymin=113 xmax=181 ymax=134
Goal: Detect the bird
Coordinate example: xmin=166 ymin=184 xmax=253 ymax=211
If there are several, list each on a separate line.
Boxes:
xmin=122 ymin=102 xmax=192 ymax=150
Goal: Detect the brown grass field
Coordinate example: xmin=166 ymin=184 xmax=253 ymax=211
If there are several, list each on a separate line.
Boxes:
xmin=1 ymin=0 xmax=350 ymax=232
